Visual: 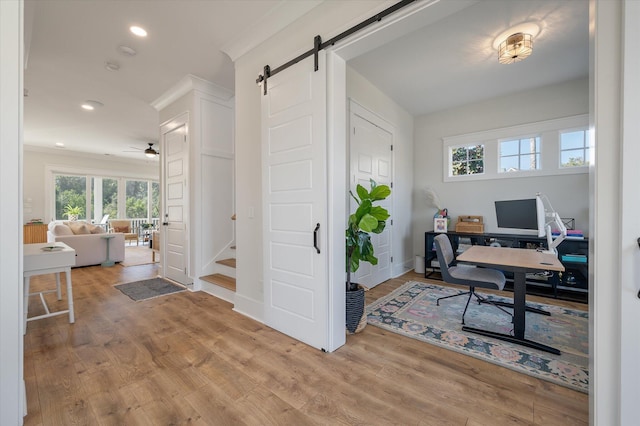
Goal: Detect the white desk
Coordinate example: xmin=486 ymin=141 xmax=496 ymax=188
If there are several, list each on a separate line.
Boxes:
xmin=23 ymin=242 xmax=76 ymax=334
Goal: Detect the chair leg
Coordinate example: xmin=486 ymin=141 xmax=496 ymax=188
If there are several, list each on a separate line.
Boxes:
xmin=461 ymin=291 xmax=474 ymax=325
xmin=473 ymin=291 xmax=513 ymax=319
xmin=436 ymin=290 xmax=471 ymax=306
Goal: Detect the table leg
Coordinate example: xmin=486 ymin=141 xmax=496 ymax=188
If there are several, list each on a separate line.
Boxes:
xmin=462 ymin=271 xmax=561 ymax=355
xmin=23 ymin=276 xmax=30 ymax=335
xmin=55 ymin=272 xmax=62 ymax=300
xmin=65 ymin=268 xmax=75 ymax=324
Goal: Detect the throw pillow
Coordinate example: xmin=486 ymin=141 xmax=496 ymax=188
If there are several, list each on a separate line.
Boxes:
xmin=66 ymin=221 xmax=90 ymax=235
xmin=51 ymin=223 xmax=74 ymax=236
xmin=113 ymin=226 xmax=129 ymax=233
xmin=89 ymin=224 xmax=105 ymax=234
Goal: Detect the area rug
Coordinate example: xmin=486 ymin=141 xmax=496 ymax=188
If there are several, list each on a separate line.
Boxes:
xmin=115 ymin=278 xmax=185 ymax=301
xmin=366 ymin=281 xmax=589 ymax=393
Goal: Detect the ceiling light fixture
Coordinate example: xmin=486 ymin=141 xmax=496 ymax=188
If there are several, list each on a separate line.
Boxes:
xmin=55 ymin=142 xmax=64 ymax=147
xmin=144 ymin=143 xmax=158 ymax=158
xmin=498 ymin=32 xmax=533 ymax=64
xmin=81 ymin=100 xmax=104 ymax=111
xmin=130 ymin=26 xmax=147 ymax=37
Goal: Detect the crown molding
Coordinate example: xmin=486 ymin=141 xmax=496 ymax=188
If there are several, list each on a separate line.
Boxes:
xmin=221 ymin=0 xmax=324 ymax=62
xmin=151 ymin=74 xmax=234 ymax=111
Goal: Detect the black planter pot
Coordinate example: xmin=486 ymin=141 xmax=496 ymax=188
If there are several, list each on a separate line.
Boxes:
xmin=346 ymin=286 xmax=365 ymax=333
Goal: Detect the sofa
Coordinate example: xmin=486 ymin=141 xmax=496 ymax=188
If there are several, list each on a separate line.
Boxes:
xmin=47 ymin=221 xmax=125 ymax=267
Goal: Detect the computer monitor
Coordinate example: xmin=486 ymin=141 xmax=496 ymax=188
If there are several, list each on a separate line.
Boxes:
xmin=495 ymin=194 xmax=566 ymax=254
xmin=494 ymin=198 xmax=545 ymax=237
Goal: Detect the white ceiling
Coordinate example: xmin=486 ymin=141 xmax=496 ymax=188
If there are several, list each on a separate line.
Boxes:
xmin=23 ymin=0 xmax=589 ymax=161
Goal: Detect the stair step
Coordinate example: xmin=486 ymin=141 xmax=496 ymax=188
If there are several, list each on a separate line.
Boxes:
xmin=216 ymin=258 xmax=236 ymax=268
xmin=200 ymin=273 xmax=236 ymax=292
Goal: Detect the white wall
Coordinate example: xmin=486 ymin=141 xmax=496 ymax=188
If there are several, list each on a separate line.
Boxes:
xmin=23 ymin=148 xmax=159 ymax=223
xmin=233 ymin=1 xmax=391 ymax=320
xmin=346 ymin=66 xmax=414 ymax=276
xmin=0 ymin=0 xmax=25 ymax=422
xmin=413 ymin=78 xmax=589 ymax=256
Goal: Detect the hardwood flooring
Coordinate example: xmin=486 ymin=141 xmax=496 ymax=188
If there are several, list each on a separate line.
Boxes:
xmin=24 ymin=267 xmax=588 ymax=425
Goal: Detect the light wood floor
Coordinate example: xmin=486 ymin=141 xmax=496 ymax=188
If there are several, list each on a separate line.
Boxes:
xmin=24 ymin=266 xmax=588 ymax=425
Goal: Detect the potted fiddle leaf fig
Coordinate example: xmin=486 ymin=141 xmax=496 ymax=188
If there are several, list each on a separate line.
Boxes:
xmin=345 ymin=179 xmax=391 ymax=333
xmin=63 ymin=204 xmax=83 ymax=221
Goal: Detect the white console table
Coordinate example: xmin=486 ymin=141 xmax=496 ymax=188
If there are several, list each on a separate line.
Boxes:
xmin=23 ymin=242 xmax=76 ymax=334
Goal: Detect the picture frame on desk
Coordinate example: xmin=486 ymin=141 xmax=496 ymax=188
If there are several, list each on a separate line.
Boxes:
xmin=434 ymin=218 xmax=448 ymax=233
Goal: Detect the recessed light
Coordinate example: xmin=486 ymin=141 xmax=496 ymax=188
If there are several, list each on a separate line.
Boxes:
xmin=104 ymin=61 xmax=120 ymax=71
xmin=118 ymin=45 xmax=137 ymax=56
xmin=55 ymin=142 xmax=64 ymax=147
xmin=81 ymin=100 xmax=104 ymax=110
xmin=105 ymin=61 xmax=120 ymax=71
xmin=130 ymin=26 xmax=147 ymax=37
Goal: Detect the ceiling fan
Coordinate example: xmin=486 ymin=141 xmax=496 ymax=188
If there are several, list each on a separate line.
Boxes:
xmin=125 ymin=142 xmax=159 ymax=158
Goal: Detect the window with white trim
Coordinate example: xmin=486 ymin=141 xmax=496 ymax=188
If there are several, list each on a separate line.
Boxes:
xmin=560 ymin=129 xmax=589 ymax=167
xmin=451 ymin=144 xmax=484 ymax=176
xmin=442 ymin=114 xmax=588 ymax=182
xmin=499 ymin=136 xmax=541 ymax=173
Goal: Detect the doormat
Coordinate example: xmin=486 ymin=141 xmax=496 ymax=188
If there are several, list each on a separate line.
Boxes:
xmin=115 ymin=278 xmax=185 ymax=301
xmin=366 ymin=281 xmax=589 ymax=393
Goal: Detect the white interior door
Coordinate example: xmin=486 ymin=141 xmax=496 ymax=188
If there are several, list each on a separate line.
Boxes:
xmin=261 ymin=54 xmax=328 ymax=350
xmin=162 ymin=121 xmax=191 ymax=285
xmin=350 ymin=110 xmax=393 ymax=288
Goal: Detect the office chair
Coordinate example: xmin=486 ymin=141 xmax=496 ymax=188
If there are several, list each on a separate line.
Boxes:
xmin=433 ymin=234 xmax=511 ymax=325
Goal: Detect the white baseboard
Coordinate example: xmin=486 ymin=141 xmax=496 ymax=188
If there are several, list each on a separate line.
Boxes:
xmin=393 ymin=259 xmax=413 ymax=278
xmin=233 ymin=293 xmax=264 ymax=324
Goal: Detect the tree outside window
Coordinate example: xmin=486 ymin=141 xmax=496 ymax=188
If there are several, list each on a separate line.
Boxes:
xmin=55 ymin=175 xmax=86 ymax=220
xmin=126 ymin=180 xmax=148 ymax=219
xmin=560 ymin=130 xmax=589 ymax=167
xmin=451 ymin=144 xmax=484 ymax=176
xmin=499 ymin=137 xmax=541 ymax=172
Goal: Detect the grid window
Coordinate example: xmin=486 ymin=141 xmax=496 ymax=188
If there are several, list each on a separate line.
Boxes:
xmin=499 ymin=137 xmax=541 ymax=173
xmin=560 ymin=130 xmax=589 ymax=167
xmin=451 ymin=145 xmax=484 ymax=176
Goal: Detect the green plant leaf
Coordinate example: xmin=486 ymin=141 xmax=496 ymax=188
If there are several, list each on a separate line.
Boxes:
xmin=354 ymin=199 xmax=372 ymax=222
xmin=370 ymin=184 xmax=391 ymax=201
xmin=356 ymin=184 xmax=369 ymax=202
xmin=358 ymin=214 xmax=379 ymax=232
xmin=371 ymin=221 xmax=386 ymax=234
xmin=369 ymin=206 xmax=390 ymax=221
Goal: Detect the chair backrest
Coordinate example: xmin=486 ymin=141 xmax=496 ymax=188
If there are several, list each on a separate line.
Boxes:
xmin=99 ymin=214 xmax=109 ymax=224
xmin=110 ymin=219 xmax=131 ymax=233
xmin=434 ymin=234 xmax=457 ymax=283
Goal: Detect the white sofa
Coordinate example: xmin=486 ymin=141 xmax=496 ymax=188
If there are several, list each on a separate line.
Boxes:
xmin=47 ymin=221 xmax=125 ymax=267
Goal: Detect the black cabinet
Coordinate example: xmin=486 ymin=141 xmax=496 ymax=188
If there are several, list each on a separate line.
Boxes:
xmin=424 ymin=231 xmax=588 ymax=302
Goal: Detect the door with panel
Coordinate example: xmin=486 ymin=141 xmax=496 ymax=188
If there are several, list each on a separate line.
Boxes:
xmin=350 ymin=110 xmax=393 ymax=288
xmin=261 ymin=54 xmax=329 ymax=350
xmin=162 ymin=119 xmax=192 ymax=285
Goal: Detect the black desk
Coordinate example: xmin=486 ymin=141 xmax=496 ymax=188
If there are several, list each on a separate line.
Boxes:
xmin=456 ymin=245 xmax=565 ymax=354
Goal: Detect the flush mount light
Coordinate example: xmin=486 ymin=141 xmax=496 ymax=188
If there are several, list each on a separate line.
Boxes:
xmin=130 ymin=26 xmax=147 ymax=37
xmin=105 ymin=61 xmax=120 ymax=71
xmin=55 ymin=142 xmax=64 ymax=147
xmin=498 ymin=32 xmax=533 ymax=64
xmin=81 ymin=100 xmax=104 ymax=111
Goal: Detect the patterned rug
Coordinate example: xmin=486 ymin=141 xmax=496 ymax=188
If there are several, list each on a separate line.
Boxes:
xmin=367 ymin=281 xmax=589 ymax=393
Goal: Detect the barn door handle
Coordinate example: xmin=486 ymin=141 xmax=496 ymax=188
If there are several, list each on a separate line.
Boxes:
xmin=313 ymin=223 xmax=320 ymax=254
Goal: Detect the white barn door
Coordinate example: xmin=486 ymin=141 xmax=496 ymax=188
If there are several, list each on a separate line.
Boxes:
xmin=261 ymin=54 xmax=328 ymax=350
